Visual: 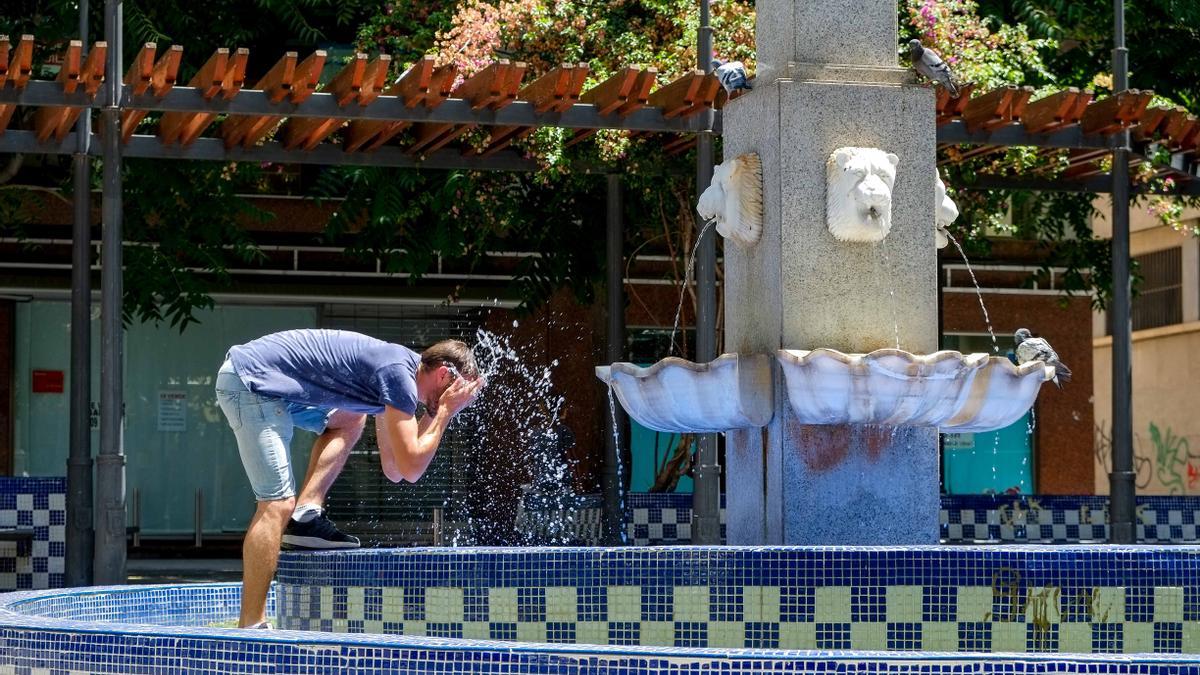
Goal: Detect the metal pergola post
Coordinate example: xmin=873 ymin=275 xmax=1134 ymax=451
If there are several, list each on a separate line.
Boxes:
xmin=65 ymin=0 xmax=95 ymax=588
xmin=602 ymin=173 xmax=626 ymax=546
xmin=691 ymin=0 xmax=721 ymax=545
xmin=94 ymin=0 xmax=126 ymax=584
xmin=1108 ymin=0 xmax=1136 ymax=544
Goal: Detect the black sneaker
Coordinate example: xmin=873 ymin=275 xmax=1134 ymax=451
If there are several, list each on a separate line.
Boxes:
xmin=282 ymin=511 xmax=361 ymax=550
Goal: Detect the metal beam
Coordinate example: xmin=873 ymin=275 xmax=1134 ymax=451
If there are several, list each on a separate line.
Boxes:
xmin=1109 ymin=0 xmax=1137 ymax=545
xmin=691 ymin=0 xmax=721 ymax=546
xmin=958 ymin=173 xmax=1200 ymax=196
xmin=65 ymin=0 xmax=94 ymax=589
xmin=0 ymin=80 xmax=711 ymax=133
xmin=94 ymin=0 xmax=126 ymax=585
xmin=0 ymin=130 xmax=539 ymax=171
xmin=937 ymin=119 xmax=1123 ymax=149
xmin=602 ymin=174 xmax=626 ymax=546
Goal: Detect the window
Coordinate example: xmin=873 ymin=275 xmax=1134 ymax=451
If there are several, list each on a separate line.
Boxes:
xmin=1132 ymin=247 xmax=1183 ymax=331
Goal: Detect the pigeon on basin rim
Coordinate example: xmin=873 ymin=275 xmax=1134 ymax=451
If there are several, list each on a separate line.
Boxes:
xmin=908 ymin=39 xmax=961 ymax=98
xmin=1014 ymin=328 xmax=1072 ymax=388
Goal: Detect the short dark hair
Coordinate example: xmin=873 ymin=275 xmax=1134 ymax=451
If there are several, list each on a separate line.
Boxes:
xmin=420 ymin=340 xmax=479 ymax=379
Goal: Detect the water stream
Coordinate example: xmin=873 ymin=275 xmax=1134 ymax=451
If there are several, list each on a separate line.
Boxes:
xmin=943 ymin=231 xmax=999 ymax=354
xmin=606 ymin=385 xmax=628 ymax=544
xmin=879 ymin=237 xmax=901 ymax=350
xmin=668 ymin=218 xmax=717 ymax=357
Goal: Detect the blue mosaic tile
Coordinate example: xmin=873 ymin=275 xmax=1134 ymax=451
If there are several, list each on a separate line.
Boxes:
xmin=1155 ymin=622 xmax=1183 ymax=653
xmin=816 ymin=623 xmax=851 ymax=649
xmin=642 ymin=585 xmax=672 ymax=621
xmin=852 ymin=586 xmax=886 ymax=622
xmin=608 ymin=621 xmax=639 ymax=645
xmin=517 ymin=587 xmax=545 ymax=622
xmin=780 ymin=586 xmax=814 ymax=622
xmin=887 ymin=622 xmax=921 ymax=650
xmin=1027 ymin=623 xmax=1059 ymax=652
xmin=673 ymin=621 xmax=706 ymax=647
xmin=959 ymin=621 xmax=992 ymax=651
xmin=744 ymin=621 xmax=779 ymax=649
xmin=1092 ymin=622 xmax=1124 ymax=653
xmin=489 ymin=622 xmax=516 ymax=640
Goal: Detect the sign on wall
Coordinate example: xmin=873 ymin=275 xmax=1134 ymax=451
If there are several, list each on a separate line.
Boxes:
xmin=31 ymin=370 xmax=64 ymax=393
xmin=157 ymin=390 xmax=187 ymax=432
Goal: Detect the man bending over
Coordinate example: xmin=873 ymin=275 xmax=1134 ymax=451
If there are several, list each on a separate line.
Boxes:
xmin=214 ymin=329 xmax=484 ymax=628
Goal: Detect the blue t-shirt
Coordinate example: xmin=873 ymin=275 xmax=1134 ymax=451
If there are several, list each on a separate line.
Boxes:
xmin=228 ymin=329 xmax=420 ymax=414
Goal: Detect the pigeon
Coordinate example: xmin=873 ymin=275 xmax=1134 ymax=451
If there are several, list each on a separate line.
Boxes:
xmin=711 ymin=58 xmax=753 ymax=94
xmin=1014 ymin=328 xmax=1072 ymax=388
xmin=908 ymin=39 xmax=960 ymax=98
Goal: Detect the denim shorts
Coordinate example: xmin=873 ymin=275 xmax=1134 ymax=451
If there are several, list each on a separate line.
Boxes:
xmin=214 ymin=360 xmax=335 ymax=501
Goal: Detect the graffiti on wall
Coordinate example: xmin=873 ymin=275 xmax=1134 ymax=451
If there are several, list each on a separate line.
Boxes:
xmin=1095 ymin=422 xmax=1200 ymax=495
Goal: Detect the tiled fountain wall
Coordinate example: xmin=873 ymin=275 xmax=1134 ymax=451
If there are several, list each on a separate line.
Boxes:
xmin=276 ymin=546 xmax=1200 ymax=654
xmin=6 ymin=583 xmax=1200 ymax=674
xmin=514 ymin=493 xmax=1200 ymax=546
xmin=0 ymin=477 xmax=66 ymax=591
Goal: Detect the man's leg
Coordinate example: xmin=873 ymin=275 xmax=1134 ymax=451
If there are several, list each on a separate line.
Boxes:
xmin=240 ymin=496 xmax=294 ymax=627
xmin=215 ymin=362 xmax=296 ymax=628
xmin=295 ymin=410 xmax=366 ymax=511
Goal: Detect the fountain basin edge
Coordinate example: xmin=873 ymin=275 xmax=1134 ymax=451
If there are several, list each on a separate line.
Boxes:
xmin=595 ymin=353 xmax=773 ymax=433
xmin=777 ymin=348 xmax=1053 ymax=432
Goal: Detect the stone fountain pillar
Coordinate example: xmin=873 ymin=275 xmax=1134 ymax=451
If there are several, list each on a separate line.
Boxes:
xmin=722 ymin=1 xmax=939 ymax=544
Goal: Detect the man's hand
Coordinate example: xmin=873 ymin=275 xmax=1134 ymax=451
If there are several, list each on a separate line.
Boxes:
xmin=439 ymin=376 xmax=486 ymax=417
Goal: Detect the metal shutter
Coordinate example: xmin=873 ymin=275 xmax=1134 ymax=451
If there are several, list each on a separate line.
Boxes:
xmin=320 ymin=303 xmax=484 ymax=545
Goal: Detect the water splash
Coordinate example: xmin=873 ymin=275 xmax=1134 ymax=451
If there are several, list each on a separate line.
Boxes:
xmin=606 ymin=386 xmax=628 ymax=544
xmin=943 ymin=231 xmax=999 ymax=354
xmin=668 ymin=218 xmax=718 ymax=357
xmin=383 ymin=326 xmax=582 ymax=547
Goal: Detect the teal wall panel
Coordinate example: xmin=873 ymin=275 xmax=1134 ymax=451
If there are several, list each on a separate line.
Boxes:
xmin=12 ymin=301 xmax=317 ymax=534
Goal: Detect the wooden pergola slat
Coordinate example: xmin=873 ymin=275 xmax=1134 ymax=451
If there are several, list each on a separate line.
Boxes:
xmin=120 ymin=44 xmax=182 ymax=141
xmin=647 ymin=70 xmax=720 ymax=120
xmin=408 ymin=60 xmax=526 ymax=156
xmin=566 ymin=67 xmax=656 ymax=147
xmin=1022 ymin=88 xmax=1092 ymax=134
xmin=221 ymin=50 xmax=325 ymax=149
xmin=344 ymin=58 xmax=457 ymax=153
xmin=158 ymin=48 xmax=247 ymax=146
xmin=1160 ymin=109 xmax=1197 ymax=151
xmin=1132 ymin=105 xmax=1173 ymax=140
xmin=282 ymin=53 xmax=389 ymax=151
xmin=476 ymin=63 xmax=589 ymax=157
xmin=1080 ymin=89 xmax=1153 ymax=134
xmin=0 ymin=35 xmax=35 ymax=134
xmin=962 ymin=85 xmax=1033 ymax=133
xmin=32 ymin=41 xmax=82 ymax=142
xmin=935 ymin=82 xmax=975 ymax=126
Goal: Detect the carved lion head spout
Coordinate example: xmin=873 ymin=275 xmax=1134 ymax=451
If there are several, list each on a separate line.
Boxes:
xmin=934 ymin=172 xmax=959 ymax=249
xmin=826 ymin=147 xmax=899 ymax=243
xmin=696 ymin=153 xmax=763 ymax=248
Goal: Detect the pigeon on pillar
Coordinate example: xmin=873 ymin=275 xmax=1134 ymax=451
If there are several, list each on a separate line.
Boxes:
xmin=1014 ymin=328 xmax=1072 ymax=388
xmin=711 ymin=58 xmax=753 ymax=94
xmin=908 ymin=39 xmax=961 ymax=98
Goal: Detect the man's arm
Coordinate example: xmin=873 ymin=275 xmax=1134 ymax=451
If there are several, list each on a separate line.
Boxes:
xmin=376 ymin=405 xmax=452 ymax=484
xmin=376 ymin=377 xmax=483 ymax=483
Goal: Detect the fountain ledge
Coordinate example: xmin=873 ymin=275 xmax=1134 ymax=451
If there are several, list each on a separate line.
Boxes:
xmin=597 ymin=349 xmax=1052 ymax=435
xmin=777 ymin=348 xmax=1053 ymax=433
xmin=595 ymin=353 xmax=773 ymax=434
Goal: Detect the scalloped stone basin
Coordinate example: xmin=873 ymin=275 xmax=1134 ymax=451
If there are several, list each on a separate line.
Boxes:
xmin=595 ymin=353 xmax=772 ymax=433
xmin=777 ymin=348 xmax=1053 ymax=432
